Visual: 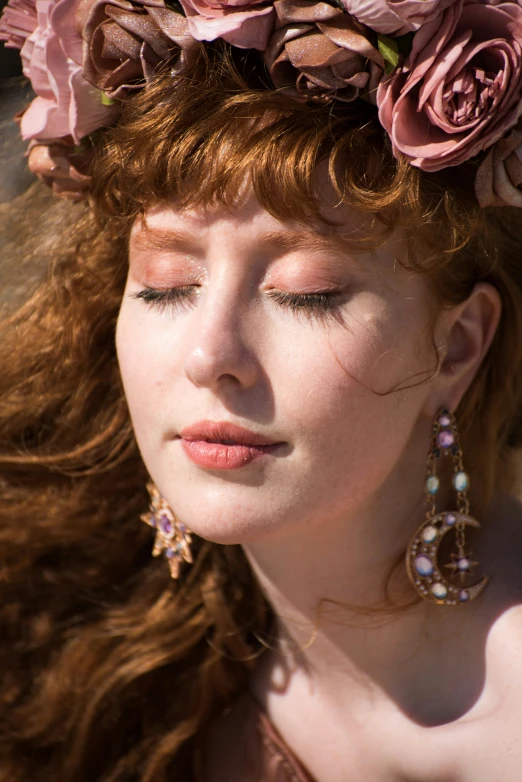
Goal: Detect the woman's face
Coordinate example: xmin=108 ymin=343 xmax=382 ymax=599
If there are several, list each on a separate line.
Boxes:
xmin=116 ymin=190 xmax=439 ymax=544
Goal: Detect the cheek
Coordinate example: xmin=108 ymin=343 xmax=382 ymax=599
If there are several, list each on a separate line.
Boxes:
xmin=278 ymin=304 xmax=425 ymax=417
xmin=274 ymin=307 xmax=430 ymax=488
xmin=115 ymin=300 xmax=170 ymax=447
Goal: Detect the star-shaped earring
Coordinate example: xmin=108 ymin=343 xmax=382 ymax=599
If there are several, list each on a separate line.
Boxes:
xmin=445 ymin=550 xmax=478 ymax=583
xmin=141 ymin=483 xmax=193 ymax=579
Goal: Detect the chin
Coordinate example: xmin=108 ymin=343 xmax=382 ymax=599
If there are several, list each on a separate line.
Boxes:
xmin=168 ymin=497 xmax=292 ymax=546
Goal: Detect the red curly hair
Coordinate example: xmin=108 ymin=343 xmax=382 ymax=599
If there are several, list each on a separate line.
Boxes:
xmin=1 ymin=47 xmax=522 ymax=781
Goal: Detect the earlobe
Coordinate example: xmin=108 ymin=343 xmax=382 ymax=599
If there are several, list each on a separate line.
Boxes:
xmin=429 ymin=282 xmax=502 ymax=415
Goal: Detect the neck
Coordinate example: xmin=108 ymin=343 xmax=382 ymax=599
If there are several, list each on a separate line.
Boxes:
xmin=241 ymin=433 xmax=489 ymax=726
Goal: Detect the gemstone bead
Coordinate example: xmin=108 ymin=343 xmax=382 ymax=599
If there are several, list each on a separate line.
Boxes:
xmin=431 ymin=582 xmax=448 ymax=600
xmin=458 ymin=589 xmax=470 ymax=603
xmin=179 ymin=522 xmax=186 ymax=533
xmin=437 ymin=430 xmax=455 ymax=449
xmin=422 ymin=525 xmax=438 ymax=544
xmin=457 ymin=558 xmax=470 ymax=571
xmin=414 ymin=555 xmax=434 ymax=577
xmin=426 ymin=475 xmax=440 ymax=494
xmin=453 ymin=471 xmax=469 ymax=492
xmin=438 ymin=414 xmax=451 ymax=427
xmin=160 ymin=515 xmax=173 ymax=537
xmin=165 ymin=547 xmax=174 ymax=558
xmin=445 ymin=513 xmax=457 ymax=526
xmin=149 ymin=515 xmax=157 ymax=528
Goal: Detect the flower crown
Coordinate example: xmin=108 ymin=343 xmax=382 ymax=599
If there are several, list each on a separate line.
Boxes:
xmin=1 ymin=0 xmax=522 ymax=206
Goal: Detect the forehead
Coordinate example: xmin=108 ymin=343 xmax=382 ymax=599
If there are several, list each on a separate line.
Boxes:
xmin=130 ymin=187 xmax=398 ymax=264
xmin=127 ymin=199 xmax=434 ymax=322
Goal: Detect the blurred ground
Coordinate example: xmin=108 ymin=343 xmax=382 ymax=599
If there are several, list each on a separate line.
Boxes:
xmin=0 ymin=78 xmax=35 ymax=202
xmin=0 ymin=78 xmax=83 ymax=312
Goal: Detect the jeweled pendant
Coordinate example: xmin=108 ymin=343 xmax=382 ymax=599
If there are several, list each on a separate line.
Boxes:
xmin=405 ymin=407 xmax=489 ymax=606
xmin=405 ymin=512 xmax=488 ymax=606
xmin=141 ymin=482 xmax=193 ymax=579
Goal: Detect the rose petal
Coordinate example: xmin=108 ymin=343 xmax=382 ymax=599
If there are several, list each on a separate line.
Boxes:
xmin=180 ymin=0 xmax=274 ymax=50
xmin=341 ymin=0 xmax=455 ymax=35
xmin=0 ymin=0 xmax=38 ymax=49
xmin=81 ymin=0 xmax=200 ymax=96
xmin=266 ymin=0 xmax=383 ymax=102
xmin=20 ymin=95 xmax=56 ymax=138
xmin=476 ymin=121 xmax=522 ymax=206
xmin=184 ymin=2 xmax=274 ymax=49
xmin=377 ymin=0 xmax=522 ymax=172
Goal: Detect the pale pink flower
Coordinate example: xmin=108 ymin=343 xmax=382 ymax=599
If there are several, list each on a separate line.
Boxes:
xmin=8 ymin=0 xmax=117 ymax=143
xmin=0 ymin=0 xmax=38 ymax=49
xmin=27 ymin=138 xmax=93 ymax=199
xmin=341 ymin=0 xmax=455 ymax=36
xmin=378 ymin=0 xmax=522 ymax=171
xmin=475 ymin=121 xmax=522 ymax=207
xmin=179 ymin=0 xmax=275 ymax=50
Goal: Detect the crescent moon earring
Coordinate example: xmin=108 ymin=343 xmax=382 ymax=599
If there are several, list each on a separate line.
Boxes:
xmin=406 ymin=408 xmax=489 ymax=606
xmin=140 ymin=482 xmax=193 ymax=579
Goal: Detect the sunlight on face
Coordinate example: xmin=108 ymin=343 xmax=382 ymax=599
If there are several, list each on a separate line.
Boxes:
xmin=116 ymin=189 xmax=437 ymax=544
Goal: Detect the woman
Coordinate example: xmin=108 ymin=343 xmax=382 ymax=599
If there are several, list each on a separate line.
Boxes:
xmin=1 ymin=1 xmax=522 ymax=779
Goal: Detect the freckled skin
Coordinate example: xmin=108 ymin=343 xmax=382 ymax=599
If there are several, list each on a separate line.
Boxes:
xmin=117 ymin=187 xmax=522 ymax=782
xmin=117 ymin=194 xmax=435 ymax=545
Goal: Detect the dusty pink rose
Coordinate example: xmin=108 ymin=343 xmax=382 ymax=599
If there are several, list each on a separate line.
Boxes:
xmin=14 ymin=0 xmax=118 ymax=144
xmin=27 ymin=138 xmax=94 ymax=199
xmin=475 ymin=120 xmax=522 ymax=206
xmin=0 ymin=0 xmax=38 ymax=49
xmin=341 ymin=0 xmax=455 ymax=36
xmin=179 ymin=0 xmax=274 ymax=50
xmin=78 ymin=0 xmax=200 ymax=99
xmin=265 ymin=0 xmax=384 ymax=103
xmin=378 ymin=0 xmax=522 ymax=171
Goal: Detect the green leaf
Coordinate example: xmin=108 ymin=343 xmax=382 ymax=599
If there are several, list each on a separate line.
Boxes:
xmin=377 ymin=34 xmax=400 ymax=75
xmin=101 ymin=91 xmax=115 ymax=106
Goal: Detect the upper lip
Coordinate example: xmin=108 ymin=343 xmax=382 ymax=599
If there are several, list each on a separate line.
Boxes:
xmin=179 ymin=420 xmax=281 ymax=446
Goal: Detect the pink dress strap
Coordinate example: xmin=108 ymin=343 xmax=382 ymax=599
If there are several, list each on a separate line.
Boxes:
xmin=255 ymin=698 xmax=316 ymax=782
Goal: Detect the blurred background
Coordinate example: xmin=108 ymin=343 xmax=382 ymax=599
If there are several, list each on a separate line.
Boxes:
xmin=0 ymin=0 xmax=37 ymax=202
xmin=0 ymin=0 xmax=68 ymax=311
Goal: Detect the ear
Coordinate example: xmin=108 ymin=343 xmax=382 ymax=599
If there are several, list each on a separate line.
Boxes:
xmin=424 ymin=282 xmax=502 ymax=418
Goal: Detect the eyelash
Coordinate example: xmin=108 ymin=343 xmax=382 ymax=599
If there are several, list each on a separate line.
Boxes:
xmin=132 ymin=286 xmax=342 ymax=316
xmin=132 ymin=286 xmax=196 ymax=311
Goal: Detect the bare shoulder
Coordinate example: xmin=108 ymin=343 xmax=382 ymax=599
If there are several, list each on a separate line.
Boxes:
xmin=479 ymin=491 xmax=522 ymax=667
xmin=452 ymin=496 xmax=522 ymax=778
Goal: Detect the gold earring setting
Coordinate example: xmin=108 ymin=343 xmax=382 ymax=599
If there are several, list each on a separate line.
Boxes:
xmin=141 ymin=483 xmax=193 ymax=579
xmin=405 ymin=409 xmax=489 ymax=606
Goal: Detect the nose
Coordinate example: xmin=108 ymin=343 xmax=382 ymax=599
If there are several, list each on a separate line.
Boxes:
xmin=184 ymin=289 xmax=260 ymax=391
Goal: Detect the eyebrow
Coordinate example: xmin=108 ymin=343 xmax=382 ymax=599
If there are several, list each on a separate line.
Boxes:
xmin=256 ymin=230 xmax=348 ymax=258
xmin=130 ymin=226 xmax=350 ymax=259
xmin=130 ymin=227 xmax=201 ymax=254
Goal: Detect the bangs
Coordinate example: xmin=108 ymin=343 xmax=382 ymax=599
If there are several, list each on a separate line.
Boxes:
xmin=93 ymin=50 xmax=417 ymax=244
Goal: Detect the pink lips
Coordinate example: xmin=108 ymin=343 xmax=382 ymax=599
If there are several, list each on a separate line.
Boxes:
xmin=178 ymin=420 xmax=283 ymax=470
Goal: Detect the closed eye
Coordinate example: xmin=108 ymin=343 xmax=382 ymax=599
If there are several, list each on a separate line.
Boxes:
xmin=131 ymin=286 xmax=198 ymax=312
xmin=267 ymin=290 xmax=340 ymax=312
xmin=131 ymin=286 xmax=345 ymax=324
xmin=266 ymin=290 xmax=346 ymax=325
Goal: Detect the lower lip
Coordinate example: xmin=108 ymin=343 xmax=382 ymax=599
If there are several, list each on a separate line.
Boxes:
xmin=180 ymin=440 xmax=282 ymax=470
